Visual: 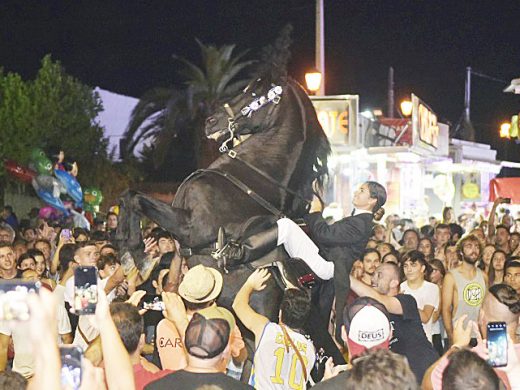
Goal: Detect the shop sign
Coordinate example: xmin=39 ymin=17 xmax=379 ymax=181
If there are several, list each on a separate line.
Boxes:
xmin=311 ymin=95 xmax=359 ymax=146
xmin=461 ymin=173 xmax=481 ymax=200
xmin=412 ymin=94 xmax=439 ymax=150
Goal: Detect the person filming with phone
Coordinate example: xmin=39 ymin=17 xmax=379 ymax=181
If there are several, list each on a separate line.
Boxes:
xmin=424 ymin=283 xmax=520 ymax=389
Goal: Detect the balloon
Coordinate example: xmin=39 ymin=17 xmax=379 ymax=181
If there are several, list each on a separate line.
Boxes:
xmin=30 ymin=148 xmax=47 ymax=162
xmin=54 ymin=169 xmax=83 ymax=207
xmin=84 ymin=187 xmax=103 ymax=206
xmin=33 ymin=155 xmax=53 ymax=175
xmin=33 ymin=174 xmax=67 ymax=198
xmin=33 ymin=187 xmax=69 ymax=216
xmin=3 ymin=160 xmax=37 ymax=183
xmin=29 ymin=148 xmax=53 ymax=175
xmin=38 ymin=206 xmax=58 ymax=220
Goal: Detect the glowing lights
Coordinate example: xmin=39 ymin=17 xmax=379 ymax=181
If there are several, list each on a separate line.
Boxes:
xmin=305 ymin=70 xmax=322 ymax=94
xmin=400 ymin=100 xmax=413 ymax=117
xmin=500 ymin=122 xmax=511 ymax=138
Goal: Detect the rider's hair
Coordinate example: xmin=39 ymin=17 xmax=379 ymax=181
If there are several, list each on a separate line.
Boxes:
xmin=489 ymin=283 xmax=520 ymax=315
xmin=280 ymin=288 xmax=311 ymax=330
xmin=365 ymin=181 xmax=387 ymax=221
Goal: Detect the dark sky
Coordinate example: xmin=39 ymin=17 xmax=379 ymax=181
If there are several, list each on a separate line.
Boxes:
xmin=1 ymin=0 xmax=520 ymax=158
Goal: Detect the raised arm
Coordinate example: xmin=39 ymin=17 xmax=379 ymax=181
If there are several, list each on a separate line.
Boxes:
xmin=487 ymin=197 xmax=504 ymax=241
xmin=96 ymin=287 xmax=135 ymax=390
xmin=349 ymin=275 xmax=403 ymax=315
xmin=232 ymin=269 xmax=270 ymax=342
xmin=304 ymin=212 xmax=366 ymax=246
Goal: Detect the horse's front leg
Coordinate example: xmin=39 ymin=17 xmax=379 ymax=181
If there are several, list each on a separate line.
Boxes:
xmin=116 ymin=190 xmax=191 ymax=246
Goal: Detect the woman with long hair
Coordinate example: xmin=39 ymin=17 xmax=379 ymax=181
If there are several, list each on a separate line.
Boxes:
xmin=442 ymin=206 xmax=455 ymax=224
xmin=478 ymin=244 xmax=495 ymax=273
xmin=488 ymin=250 xmax=507 ymax=286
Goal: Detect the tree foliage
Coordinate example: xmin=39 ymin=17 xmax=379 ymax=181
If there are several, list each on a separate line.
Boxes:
xmin=0 ymin=55 xmax=108 ymax=186
xmin=121 ymin=41 xmax=254 ymax=178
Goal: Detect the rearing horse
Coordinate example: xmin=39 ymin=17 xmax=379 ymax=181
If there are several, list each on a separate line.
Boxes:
xmin=116 ymin=74 xmax=330 ymax=321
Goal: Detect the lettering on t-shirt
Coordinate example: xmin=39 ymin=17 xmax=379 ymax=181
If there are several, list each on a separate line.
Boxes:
xmin=274 ymin=332 xmax=308 ymax=353
xmin=158 ymin=337 xmax=183 ymax=348
xmin=463 ymin=282 xmax=484 ymax=307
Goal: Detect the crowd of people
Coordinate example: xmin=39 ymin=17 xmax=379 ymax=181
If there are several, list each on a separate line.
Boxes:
xmin=0 ymin=189 xmax=519 ymax=389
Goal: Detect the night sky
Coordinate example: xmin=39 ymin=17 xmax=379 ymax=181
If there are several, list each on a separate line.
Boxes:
xmin=1 ymin=0 xmax=519 ymax=159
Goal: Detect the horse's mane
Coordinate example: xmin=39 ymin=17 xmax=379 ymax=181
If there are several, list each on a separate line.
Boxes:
xmin=285 ymin=78 xmax=331 ymax=216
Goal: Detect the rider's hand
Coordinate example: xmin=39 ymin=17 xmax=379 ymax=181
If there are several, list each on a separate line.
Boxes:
xmin=309 ymin=195 xmax=323 ymax=213
xmin=245 ymin=268 xmax=270 ymax=291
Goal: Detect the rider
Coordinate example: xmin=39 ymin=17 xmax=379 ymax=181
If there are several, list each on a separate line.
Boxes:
xmin=227 ymin=181 xmax=387 ymax=340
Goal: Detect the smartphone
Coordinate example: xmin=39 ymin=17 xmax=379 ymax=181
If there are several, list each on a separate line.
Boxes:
xmin=141 ymin=294 xmax=165 ymax=311
xmin=60 ymin=346 xmax=83 ymax=390
xmin=74 ymin=266 xmax=98 ymax=315
xmin=61 ymin=228 xmax=72 ymax=240
xmin=0 ymin=280 xmax=41 ymax=321
xmin=503 ymin=198 xmax=512 ymax=204
xmin=487 ymin=321 xmax=508 ymax=367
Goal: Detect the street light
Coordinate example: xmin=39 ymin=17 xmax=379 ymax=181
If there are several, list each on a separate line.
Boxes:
xmin=500 ymin=122 xmax=511 ymax=138
xmin=400 ymin=100 xmax=413 ymax=117
xmin=305 ymin=69 xmax=322 ymax=95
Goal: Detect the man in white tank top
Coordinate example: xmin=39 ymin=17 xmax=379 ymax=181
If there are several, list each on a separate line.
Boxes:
xmin=442 ymin=235 xmax=488 ymax=346
xmin=233 ymin=269 xmax=315 ymax=389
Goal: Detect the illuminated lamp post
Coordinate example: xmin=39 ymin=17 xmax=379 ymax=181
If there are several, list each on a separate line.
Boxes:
xmin=400 ymin=100 xmax=413 ymax=117
xmin=305 ymin=69 xmax=322 ymax=95
xmin=500 ymin=123 xmax=511 ymax=139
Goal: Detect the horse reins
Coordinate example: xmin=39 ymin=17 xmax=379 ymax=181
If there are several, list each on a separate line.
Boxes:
xmin=219 ymin=83 xmax=312 ymax=213
xmin=226 ymin=150 xmax=311 ymax=208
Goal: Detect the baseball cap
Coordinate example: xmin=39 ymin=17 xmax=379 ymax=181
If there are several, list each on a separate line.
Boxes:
xmin=178 ymin=264 xmax=223 ymax=303
xmin=343 ymin=296 xmax=392 ymax=359
xmin=198 ymin=304 xmax=236 ymax=330
xmin=185 ymin=312 xmax=230 ymax=359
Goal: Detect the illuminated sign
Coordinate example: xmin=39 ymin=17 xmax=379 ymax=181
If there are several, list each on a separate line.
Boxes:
xmin=412 ymin=94 xmax=439 ymax=150
xmin=311 ymin=95 xmax=359 ymax=146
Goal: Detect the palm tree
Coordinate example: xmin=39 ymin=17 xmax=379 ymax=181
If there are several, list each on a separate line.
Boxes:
xmin=121 ymin=40 xmax=253 ymax=176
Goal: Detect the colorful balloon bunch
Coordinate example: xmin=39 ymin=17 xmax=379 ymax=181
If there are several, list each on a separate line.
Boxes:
xmin=3 ymin=148 xmax=86 ymax=216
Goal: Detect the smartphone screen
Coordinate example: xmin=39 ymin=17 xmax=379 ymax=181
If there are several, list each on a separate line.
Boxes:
xmin=61 ymin=228 xmax=72 ymax=240
xmin=74 ymin=266 xmax=98 ymax=315
xmin=0 ymin=280 xmax=40 ymax=321
xmin=142 ymin=294 xmax=165 ymax=311
xmin=487 ymin=321 xmax=508 ymax=367
xmin=60 ymin=346 xmax=83 ymax=390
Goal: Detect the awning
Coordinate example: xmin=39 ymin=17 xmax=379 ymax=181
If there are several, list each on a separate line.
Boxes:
xmin=489 ymin=177 xmax=520 ymax=204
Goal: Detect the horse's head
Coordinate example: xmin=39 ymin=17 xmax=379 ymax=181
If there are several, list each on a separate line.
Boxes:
xmin=205 ymin=77 xmax=285 ymax=150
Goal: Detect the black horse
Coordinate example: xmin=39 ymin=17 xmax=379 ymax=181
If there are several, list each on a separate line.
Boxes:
xmin=116 ymin=75 xmax=336 ymax=370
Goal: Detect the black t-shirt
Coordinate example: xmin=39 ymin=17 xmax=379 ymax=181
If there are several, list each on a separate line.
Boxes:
xmin=144 ymin=370 xmax=253 ymax=390
xmin=312 ymin=370 xmax=351 ymax=389
xmin=389 ymin=294 xmax=438 ymax=382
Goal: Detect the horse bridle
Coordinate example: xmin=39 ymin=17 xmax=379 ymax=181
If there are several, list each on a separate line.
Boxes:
xmin=218 ymin=85 xmax=283 ymax=153
xmin=215 ymin=83 xmax=312 ymax=211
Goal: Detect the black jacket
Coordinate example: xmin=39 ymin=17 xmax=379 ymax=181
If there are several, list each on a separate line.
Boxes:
xmin=303 ymin=211 xmax=374 ymax=338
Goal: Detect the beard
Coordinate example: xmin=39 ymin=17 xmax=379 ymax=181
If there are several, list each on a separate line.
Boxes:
xmin=463 ymin=254 xmax=478 ymax=264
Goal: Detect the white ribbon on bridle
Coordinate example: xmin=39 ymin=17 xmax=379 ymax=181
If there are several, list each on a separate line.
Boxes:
xmin=218 ymin=85 xmax=283 ymax=153
xmin=240 ymin=85 xmax=283 ymax=118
